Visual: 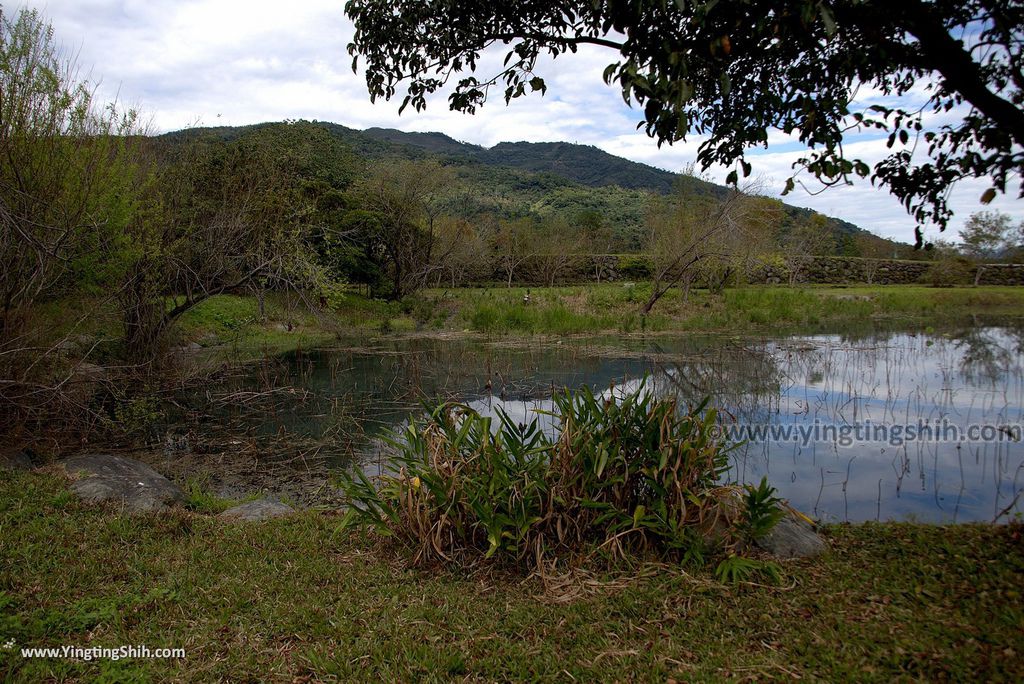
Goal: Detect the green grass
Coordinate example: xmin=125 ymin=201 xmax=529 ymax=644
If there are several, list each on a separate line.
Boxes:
xmin=1 ymin=470 xmax=1022 ymax=681
xmin=175 ymin=294 xmax=337 ymax=355
xmin=432 ymin=285 xmax=666 ymax=334
xmin=29 ymin=285 xmax=1024 ymax=362
xmin=716 ymin=285 xmax=1024 ymax=328
xmin=429 ymin=284 xmax=1024 ymax=335
xmin=180 ymin=478 xmax=258 ymax=515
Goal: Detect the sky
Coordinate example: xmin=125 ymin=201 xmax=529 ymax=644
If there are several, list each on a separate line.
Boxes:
xmin=24 ymin=0 xmax=1023 ymax=244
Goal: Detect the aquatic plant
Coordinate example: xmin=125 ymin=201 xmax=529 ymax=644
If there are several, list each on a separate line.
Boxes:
xmin=338 ymin=383 xmax=785 ymax=574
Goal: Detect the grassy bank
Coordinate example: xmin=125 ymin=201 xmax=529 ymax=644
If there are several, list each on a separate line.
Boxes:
xmin=1 ymin=470 xmax=1022 ymax=681
xmin=434 ymin=284 xmax=1024 ymax=335
xmin=351 ymin=283 xmax=1024 ymax=337
xmin=33 ymin=285 xmax=1024 ymax=363
xmin=176 ymin=284 xmax=1024 ymax=343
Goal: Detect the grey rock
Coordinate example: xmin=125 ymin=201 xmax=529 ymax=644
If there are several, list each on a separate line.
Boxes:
xmin=0 ymin=451 xmax=34 ymax=471
xmin=219 ymin=498 xmax=295 ymax=522
xmin=755 ymin=514 xmax=826 ymax=559
xmin=172 ymin=342 xmax=202 ymax=354
xmin=74 ymin=362 xmax=107 ymax=381
xmin=163 ymin=432 xmax=191 ymax=457
xmin=61 ymin=454 xmax=184 ymax=512
xmin=57 ymin=334 xmax=97 ymax=356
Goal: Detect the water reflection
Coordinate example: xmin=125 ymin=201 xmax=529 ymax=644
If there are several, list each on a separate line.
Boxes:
xmin=199 ymin=323 xmax=1023 ymax=523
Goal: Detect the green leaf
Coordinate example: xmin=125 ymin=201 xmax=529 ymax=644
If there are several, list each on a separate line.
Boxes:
xmin=602 ymin=63 xmax=618 ymax=85
xmin=633 ymin=505 xmax=646 ymax=527
xmin=819 ymin=5 xmax=837 ymax=35
xmin=485 ymin=531 xmax=500 ymax=558
xmin=596 ymin=447 xmax=609 ymax=477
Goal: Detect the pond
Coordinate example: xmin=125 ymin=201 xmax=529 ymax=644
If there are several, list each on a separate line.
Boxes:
xmin=165 ymin=319 xmax=1024 ymax=524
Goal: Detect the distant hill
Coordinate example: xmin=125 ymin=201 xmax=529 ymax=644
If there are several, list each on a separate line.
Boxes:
xmin=481 ymin=141 xmax=680 ymax=192
xmin=356 ymin=127 xmax=874 ymax=241
xmin=159 ymin=120 xmax=907 ymax=253
xmin=359 ymin=128 xmax=721 ymax=197
xmin=362 ymin=127 xmax=484 ymax=157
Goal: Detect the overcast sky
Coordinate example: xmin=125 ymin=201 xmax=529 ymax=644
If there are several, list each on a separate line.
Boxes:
xmin=26 ymin=0 xmax=1023 ymax=243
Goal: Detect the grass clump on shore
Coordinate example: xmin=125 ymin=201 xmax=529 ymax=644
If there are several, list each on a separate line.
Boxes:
xmin=457 ymin=288 xmax=658 ymax=334
xmin=340 ymin=384 xmax=784 ymax=582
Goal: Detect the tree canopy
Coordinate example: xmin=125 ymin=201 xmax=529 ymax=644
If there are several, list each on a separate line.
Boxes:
xmin=960 ymin=210 xmax=1024 ymax=260
xmin=345 ymin=0 xmax=1024 ymax=245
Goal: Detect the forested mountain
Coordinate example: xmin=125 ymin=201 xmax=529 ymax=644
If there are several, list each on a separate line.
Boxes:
xmin=361 ymin=128 xmax=688 ymax=194
xmin=159 ymin=120 xmax=902 ymax=254
xmin=357 ymin=127 xmax=875 ymax=243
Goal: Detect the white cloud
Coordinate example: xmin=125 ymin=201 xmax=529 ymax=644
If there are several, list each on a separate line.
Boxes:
xmin=28 ymin=0 xmax=1024 ymax=244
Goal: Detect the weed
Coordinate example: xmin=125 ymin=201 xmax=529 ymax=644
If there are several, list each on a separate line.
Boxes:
xmin=339 ymin=382 xmax=778 ymax=570
xmin=742 ymin=477 xmax=786 ymax=541
xmin=714 ymin=554 xmax=783 ymax=585
xmin=182 ymin=479 xmax=253 ymax=514
xmin=108 ymin=395 xmax=164 ymax=439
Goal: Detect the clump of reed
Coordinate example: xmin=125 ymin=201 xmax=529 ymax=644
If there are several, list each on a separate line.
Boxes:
xmin=339 ymin=383 xmax=784 ymax=579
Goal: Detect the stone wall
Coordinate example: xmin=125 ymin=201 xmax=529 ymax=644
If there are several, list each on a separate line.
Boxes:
xmin=750 ymin=257 xmax=1024 ymax=286
xmin=489 ymin=255 xmax=1024 ymax=286
xmin=751 ymin=256 xmax=933 ymax=285
xmin=973 ymin=263 xmax=1024 ymax=285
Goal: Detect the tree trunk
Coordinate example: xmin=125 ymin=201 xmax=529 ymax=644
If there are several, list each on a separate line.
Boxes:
xmin=392 ymin=258 xmax=404 ymax=300
xmin=901 ymin=4 xmax=1024 ymax=148
xmin=642 ymin=284 xmax=666 ymax=314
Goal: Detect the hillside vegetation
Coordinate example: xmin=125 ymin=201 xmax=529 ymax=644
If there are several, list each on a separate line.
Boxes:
xmin=163 ymin=120 xmax=904 ymax=255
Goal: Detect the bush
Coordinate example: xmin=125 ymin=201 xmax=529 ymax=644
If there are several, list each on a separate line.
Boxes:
xmin=921 ymin=257 xmax=973 ymax=287
xmin=616 ymin=255 xmax=653 ymax=279
xmin=338 ymin=383 xmax=784 ymax=572
xmin=744 ymin=254 xmax=789 ymax=282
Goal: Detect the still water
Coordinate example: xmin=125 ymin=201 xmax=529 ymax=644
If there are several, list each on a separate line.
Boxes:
xmin=190 ymin=321 xmax=1024 ymax=523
